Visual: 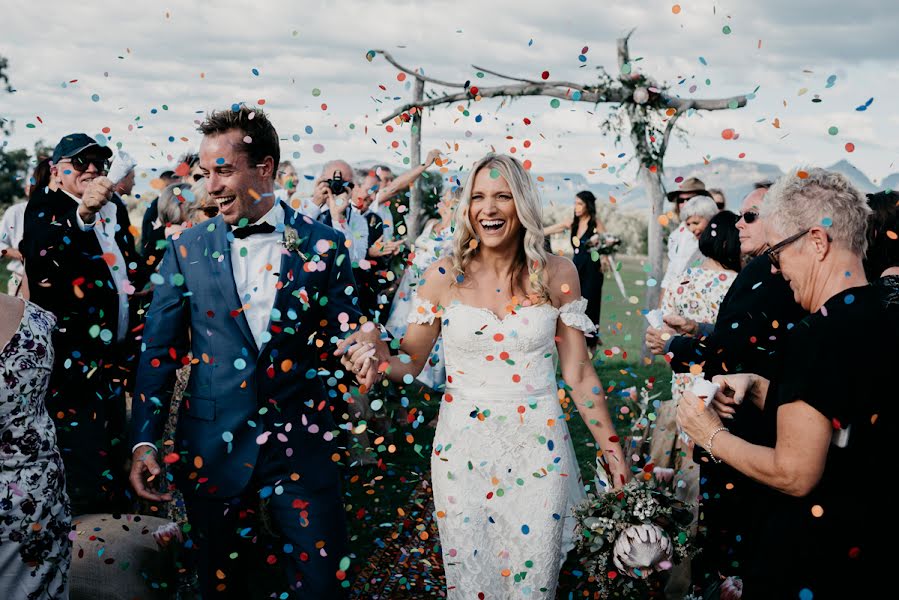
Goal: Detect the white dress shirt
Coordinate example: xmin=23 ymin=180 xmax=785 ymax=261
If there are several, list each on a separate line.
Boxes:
xmin=69 ymin=190 xmax=130 ymax=343
xmin=0 ymin=202 xmax=27 ymax=276
xmin=230 ymin=202 xmax=284 ymax=349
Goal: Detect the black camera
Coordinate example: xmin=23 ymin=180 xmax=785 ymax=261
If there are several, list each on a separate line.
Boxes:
xmin=325 ymin=170 xmax=354 ymax=196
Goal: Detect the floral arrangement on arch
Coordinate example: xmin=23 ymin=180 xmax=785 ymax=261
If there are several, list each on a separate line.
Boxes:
xmin=573 ymin=474 xmax=698 ymax=597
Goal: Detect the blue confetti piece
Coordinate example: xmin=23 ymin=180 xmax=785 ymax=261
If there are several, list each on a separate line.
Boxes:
xmin=521 ymin=524 xmax=530 ymax=534
xmin=252 ymin=68 xmax=260 ymax=76
xmin=856 ymin=97 xmax=874 ymax=111
xmin=699 ymin=56 xmax=708 ymax=66
xmin=825 ymin=74 xmax=837 ymax=88
xmin=844 ymin=294 xmax=855 ymax=304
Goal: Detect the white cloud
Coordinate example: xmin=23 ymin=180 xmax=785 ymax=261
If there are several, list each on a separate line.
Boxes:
xmin=2 ymin=0 xmax=897 ymax=189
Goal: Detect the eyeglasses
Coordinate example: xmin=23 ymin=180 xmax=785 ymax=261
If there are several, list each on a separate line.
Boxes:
xmin=738 ymin=211 xmax=760 ymax=224
xmin=199 ymin=206 xmax=219 ymax=218
xmin=59 ymin=154 xmax=110 ymax=174
xmin=765 ymin=228 xmax=810 ymax=270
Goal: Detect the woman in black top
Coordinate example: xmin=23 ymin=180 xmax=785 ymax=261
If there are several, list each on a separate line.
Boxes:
xmin=678 ymin=169 xmax=896 ymax=598
xmin=545 ymin=190 xmax=607 ymax=347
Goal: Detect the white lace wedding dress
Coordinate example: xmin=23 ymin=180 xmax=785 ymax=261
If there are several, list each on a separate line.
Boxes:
xmin=409 ymin=297 xmax=595 ymax=598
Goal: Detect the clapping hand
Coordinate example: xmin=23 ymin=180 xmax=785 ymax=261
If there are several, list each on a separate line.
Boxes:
xmin=368 ymin=236 xmax=403 ymax=258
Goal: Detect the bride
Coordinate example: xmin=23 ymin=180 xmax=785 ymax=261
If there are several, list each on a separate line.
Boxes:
xmin=340 ymin=154 xmax=628 ymax=597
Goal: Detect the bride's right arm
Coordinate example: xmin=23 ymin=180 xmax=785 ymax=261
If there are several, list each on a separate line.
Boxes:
xmin=383 ymin=259 xmax=453 ymax=382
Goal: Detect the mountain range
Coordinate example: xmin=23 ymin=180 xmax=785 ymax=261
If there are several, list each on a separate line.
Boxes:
xmin=130 ymin=158 xmax=896 ymax=214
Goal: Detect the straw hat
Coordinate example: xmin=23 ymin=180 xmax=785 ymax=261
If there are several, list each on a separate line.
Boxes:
xmin=667 ymin=177 xmax=712 ymax=202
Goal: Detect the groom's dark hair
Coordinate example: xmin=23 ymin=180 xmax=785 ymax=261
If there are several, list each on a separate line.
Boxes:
xmin=198 ymin=105 xmax=280 ymax=180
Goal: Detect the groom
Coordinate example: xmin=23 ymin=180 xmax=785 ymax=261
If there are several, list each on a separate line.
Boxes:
xmin=129 ymin=106 xmax=384 ymax=598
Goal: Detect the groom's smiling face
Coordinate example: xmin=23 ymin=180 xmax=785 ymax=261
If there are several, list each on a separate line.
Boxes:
xmin=199 ymin=128 xmax=274 ymax=226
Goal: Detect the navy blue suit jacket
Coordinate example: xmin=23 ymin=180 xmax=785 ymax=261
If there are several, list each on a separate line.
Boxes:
xmin=131 ymin=204 xmax=362 ymax=498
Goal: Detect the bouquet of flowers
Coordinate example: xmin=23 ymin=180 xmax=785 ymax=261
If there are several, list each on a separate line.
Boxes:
xmin=573 ymin=475 xmax=697 ymax=597
xmin=587 ymin=232 xmax=623 ymax=256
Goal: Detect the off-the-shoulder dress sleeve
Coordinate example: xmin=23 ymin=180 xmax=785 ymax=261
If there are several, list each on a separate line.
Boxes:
xmin=558 ymin=297 xmax=597 ymax=333
xmin=406 ymin=294 xmax=441 ymax=325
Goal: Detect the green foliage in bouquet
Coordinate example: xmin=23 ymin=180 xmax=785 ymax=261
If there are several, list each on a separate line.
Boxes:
xmin=573 ymin=476 xmax=697 ymax=597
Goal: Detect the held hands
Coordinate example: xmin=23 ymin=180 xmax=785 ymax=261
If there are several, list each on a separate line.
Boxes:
xmin=79 ymin=176 xmax=115 ymax=223
xmin=128 ymin=447 xmax=173 ymax=503
xmin=334 ymin=326 xmax=391 ymax=389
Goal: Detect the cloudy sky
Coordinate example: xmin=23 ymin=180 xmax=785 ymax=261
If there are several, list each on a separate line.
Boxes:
xmin=2 ymin=0 xmax=898 ymax=188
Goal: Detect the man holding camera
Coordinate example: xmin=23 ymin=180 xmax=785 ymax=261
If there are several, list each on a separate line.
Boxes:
xmin=22 ymin=133 xmax=148 ymax=514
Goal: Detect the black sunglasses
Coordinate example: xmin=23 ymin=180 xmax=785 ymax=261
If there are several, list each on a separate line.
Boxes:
xmin=738 ymin=211 xmax=760 ymax=224
xmin=60 ymin=154 xmax=110 ymax=174
xmin=199 ymin=206 xmax=219 ymax=218
xmin=765 ymin=228 xmax=810 ymax=270
xmin=192 ymin=173 xmax=205 ymax=182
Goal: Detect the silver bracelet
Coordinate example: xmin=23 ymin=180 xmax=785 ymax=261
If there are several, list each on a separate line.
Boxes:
xmin=707 ymin=426 xmax=729 ymax=464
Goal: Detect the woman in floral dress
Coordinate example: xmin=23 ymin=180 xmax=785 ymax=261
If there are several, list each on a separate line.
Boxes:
xmin=0 ymin=294 xmax=72 ymax=599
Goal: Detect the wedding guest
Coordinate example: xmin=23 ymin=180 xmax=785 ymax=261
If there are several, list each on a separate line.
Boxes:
xmin=545 ymin=191 xmax=610 ymax=347
xmin=865 ymin=191 xmax=899 ymax=282
xmin=0 ymin=201 xmax=27 ymax=296
xmin=384 ymin=187 xmax=459 ymax=389
xmin=274 ymin=160 xmax=298 ymax=204
xmin=368 ymin=149 xmax=441 ymax=241
xmin=645 ymin=183 xmax=807 ymax=594
xmin=142 ymin=153 xmax=200 ymax=257
xmin=651 ymin=211 xmax=741 ymax=597
xmin=659 ymin=177 xmax=713 ymax=304
xmin=680 ymin=195 xmax=719 ymax=242
xmin=709 ymin=188 xmax=727 ymax=210
xmin=0 ymin=293 xmax=72 ymax=599
xmin=21 ymin=133 xmax=147 ymax=514
xmin=678 ymin=168 xmax=895 ymax=598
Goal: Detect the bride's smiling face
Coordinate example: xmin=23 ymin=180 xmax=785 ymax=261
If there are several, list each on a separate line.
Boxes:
xmin=468 ymin=168 xmax=521 ymax=251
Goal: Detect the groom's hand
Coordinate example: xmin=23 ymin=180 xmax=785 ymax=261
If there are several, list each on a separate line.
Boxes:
xmin=129 ymin=446 xmax=173 ymax=502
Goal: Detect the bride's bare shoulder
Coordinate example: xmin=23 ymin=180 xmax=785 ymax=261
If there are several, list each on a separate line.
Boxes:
xmin=543 ymin=255 xmax=581 ymax=306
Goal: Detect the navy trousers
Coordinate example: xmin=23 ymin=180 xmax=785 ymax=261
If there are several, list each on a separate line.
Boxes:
xmin=184 ymin=460 xmax=348 ymax=599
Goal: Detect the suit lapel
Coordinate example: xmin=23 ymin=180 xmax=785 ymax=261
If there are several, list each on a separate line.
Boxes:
xmin=206 ymin=216 xmax=257 ymax=350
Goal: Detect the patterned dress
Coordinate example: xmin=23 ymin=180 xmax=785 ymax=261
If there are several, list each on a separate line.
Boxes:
xmin=652 ymin=266 xmax=738 ymax=493
xmin=1 ymin=301 xmax=72 ymax=599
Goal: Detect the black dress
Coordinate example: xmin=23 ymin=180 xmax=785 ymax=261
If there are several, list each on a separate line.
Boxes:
xmin=570 ymin=221 xmax=605 ymax=332
xmin=741 ymin=284 xmax=897 ymax=599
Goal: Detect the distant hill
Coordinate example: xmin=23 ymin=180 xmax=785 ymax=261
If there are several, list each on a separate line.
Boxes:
xmin=129 ymin=157 xmax=897 ymax=212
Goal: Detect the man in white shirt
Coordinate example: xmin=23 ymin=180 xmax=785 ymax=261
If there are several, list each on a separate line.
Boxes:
xmin=0 ymin=201 xmax=27 ymax=296
xmin=21 ymin=133 xmax=149 ymax=515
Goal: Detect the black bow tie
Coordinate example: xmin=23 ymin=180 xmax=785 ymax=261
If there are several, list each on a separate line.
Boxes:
xmin=232 ymin=222 xmax=276 ymax=239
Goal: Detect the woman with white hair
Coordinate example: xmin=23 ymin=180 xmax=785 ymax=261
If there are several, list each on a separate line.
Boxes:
xmin=661 ymin=195 xmax=719 ymax=303
xmin=341 ymin=154 xmax=628 ymax=598
xmin=677 ymin=168 xmax=896 ymax=598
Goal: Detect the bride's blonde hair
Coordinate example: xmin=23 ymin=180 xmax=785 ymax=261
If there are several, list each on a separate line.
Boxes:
xmin=451 ymin=153 xmax=550 ymax=301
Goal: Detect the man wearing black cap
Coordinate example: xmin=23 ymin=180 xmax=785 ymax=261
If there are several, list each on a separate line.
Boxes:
xmin=21 ymin=133 xmax=147 ymax=514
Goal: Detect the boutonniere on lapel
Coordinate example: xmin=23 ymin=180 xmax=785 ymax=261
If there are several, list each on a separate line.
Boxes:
xmin=281 ymin=225 xmax=302 ymax=253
